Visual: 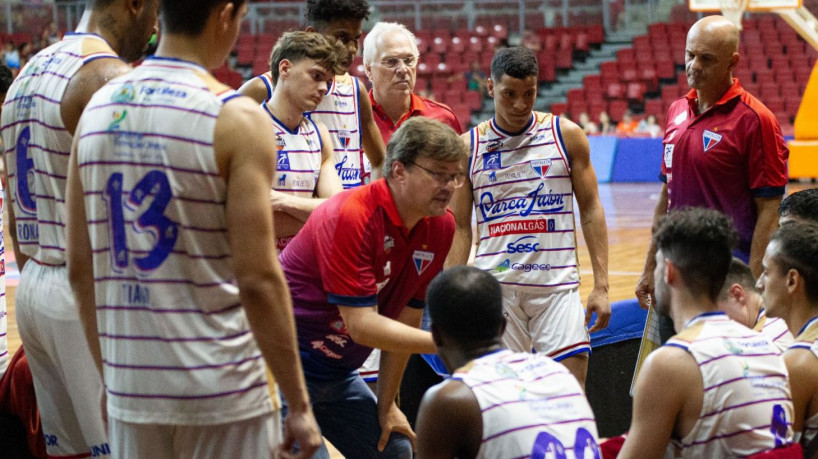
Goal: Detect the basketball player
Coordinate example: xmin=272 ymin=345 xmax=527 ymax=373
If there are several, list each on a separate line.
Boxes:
xmin=779 ymin=188 xmax=818 ymax=225
xmin=717 ymin=257 xmax=793 ymax=352
xmin=238 ymin=0 xmax=385 ymax=188
xmin=416 ymin=265 xmax=600 ymax=459
xmin=446 ymin=46 xmax=609 ymax=387
xmin=619 ymin=208 xmax=796 ymax=458
xmin=757 ymin=222 xmax=818 ymax=447
xmin=0 ymin=1 xmax=159 ymax=456
xmin=265 ymin=31 xmax=345 ymax=250
xmin=65 ymin=0 xmax=321 ymax=457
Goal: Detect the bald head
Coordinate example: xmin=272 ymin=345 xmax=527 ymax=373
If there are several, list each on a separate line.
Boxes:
xmin=685 ymin=15 xmax=740 ymax=95
xmin=689 ymin=16 xmax=740 ymax=54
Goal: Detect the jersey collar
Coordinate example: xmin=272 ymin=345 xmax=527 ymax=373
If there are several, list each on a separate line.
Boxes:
xmin=372 ymin=179 xmax=407 ymax=231
xmin=685 ymin=78 xmax=744 ymax=112
xmin=369 ymin=91 xmax=425 ymax=128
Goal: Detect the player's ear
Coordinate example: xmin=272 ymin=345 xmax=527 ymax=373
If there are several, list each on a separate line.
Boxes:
xmin=278 ymin=59 xmax=292 ymax=81
xmin=487 ymin=78 xmax=495 ymax=98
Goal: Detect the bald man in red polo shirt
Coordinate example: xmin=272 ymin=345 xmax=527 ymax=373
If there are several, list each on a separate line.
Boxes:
xmin=363 ymin=22 xmax=462 ymax=145
xmin=636 ymin=15 xmax=788 ymax=317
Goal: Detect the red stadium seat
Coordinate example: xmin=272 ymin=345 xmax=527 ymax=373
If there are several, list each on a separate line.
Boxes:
xmin=464 ymin=91 xmax=482 ymax=111
xmin=606 ymin=82 xmax=625 ymax=100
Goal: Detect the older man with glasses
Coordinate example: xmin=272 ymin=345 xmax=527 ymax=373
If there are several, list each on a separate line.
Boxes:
xmin=363 ymin=22 xmax=462 ymax=144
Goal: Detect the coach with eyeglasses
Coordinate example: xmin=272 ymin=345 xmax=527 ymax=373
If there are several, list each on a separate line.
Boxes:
xmin=363 ymin=21 xmax=462 ymax=144
xmin=279 ymin=117 xmax=467 ymax=458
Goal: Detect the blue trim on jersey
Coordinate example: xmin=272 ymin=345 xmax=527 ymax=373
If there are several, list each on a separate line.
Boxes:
xmin=263 ymin=106 xmax=303 ymax=135
xmin=306 ymin=116 xmax=323 ymax=154
xmin=797 ymin=316 xmax=818 ymax=336
xmin=665 ymin=342 xmax=690 ymax=351
xmin=83 ymin=54 xmax=123 ymax=65
xmin=146 ymin=55 xmax=207 ymax=72
xmin=353 ymin=76 xmax=363 ymax=147
xmin=553 ymin=346 xmax=592 ymax=361
xmin=491 ymin=113 xmax=535 ymax=137
xmin=328 ymin=292 xmax=378 ymax=307
xmin=407 ymin=298 xmax=425 ymax=310
xmin=554 ymin=115 xmax=571 ymax=169
xmin=221 ymin=93 xmax=242 ymax=104
xmin=683 ymin=311 xmax=726 ymax=329
xmin=751 ymin=186 xmax=786 ymax=198
xmin=261 ymin=75 xmax=273 ymax=100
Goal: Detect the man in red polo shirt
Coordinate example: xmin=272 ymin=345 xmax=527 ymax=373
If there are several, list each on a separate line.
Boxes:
xmin=280 ymin=117 xmax=467 ymax=458
xmin=635 ymin=15 xmax=788 ymax=315
xmin=363 ymin=21 xmax=462 ymax=144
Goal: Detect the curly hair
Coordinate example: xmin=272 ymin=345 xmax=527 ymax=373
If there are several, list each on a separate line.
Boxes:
xmin=305 ymin=0 xmax=370 ymax=28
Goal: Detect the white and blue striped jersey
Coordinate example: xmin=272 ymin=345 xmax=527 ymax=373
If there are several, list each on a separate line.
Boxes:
xmin=1 ymin=33 xmax=118 ymax=265
xmin=76 ymin=57 xmax=275 ymax=425
xmin=754 ymin=308 xmax=793 ymax=353
xmin=263 ymin=107 xmax=322 ymax=250
xmin=665 ymin=312 xmax=794 ymax=458
xmin=259 ymin=72 xmax=367 ymax=188
xmin=452 ymin=349 xmax=600 ymax=458
xmin=789 ymin=316 xmax=818 ymax=444
xmin=0 ymin=185 xmax=7 ymax=376
xmin=469 ymin=112 xmax=579 ymax=292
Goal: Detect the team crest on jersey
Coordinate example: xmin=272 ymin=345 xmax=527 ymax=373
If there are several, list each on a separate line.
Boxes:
xmin=483 ymin=152 xmax=501 ymax=170
xmin=702 ymin=130 xmax=723 ymax=152
xmin=530 ymin=159 xmax=551 ymax=179
xmin=486 ymin=139 xmax=503 ymax=152
xmin=277 ymin=151 xmax=290 ymax=171
xmin=112 ymin=83 xmax=135 ymax=103
xmin=412 ymin=250 xmax=434 ymax=275
xmin=338 ymin=129 xmax=352 ymax=150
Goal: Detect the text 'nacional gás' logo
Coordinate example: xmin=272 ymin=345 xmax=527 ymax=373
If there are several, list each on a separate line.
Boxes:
xmin=276 ymin=151 xmax=290 ymax=171
xmin=702 ymin=130 xmax=722 ymax=152
xmin=479 ymin=182 xmax=565 ymax=222
xmin=530 ymin=159 xmax=551 ymax=179
xmin=412 ymin=250 xmax=434 ymax=275
xmin=483 ymin=151 xmax=501 ymax=170
xmin=489 ymin=218 xmax=555 ymax=237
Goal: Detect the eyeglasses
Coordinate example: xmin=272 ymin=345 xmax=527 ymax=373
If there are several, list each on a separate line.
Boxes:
xmin=380 ymin=55 xmax=417 ymax=69
xmin=408 ymin=161 xmax=465 ymax=188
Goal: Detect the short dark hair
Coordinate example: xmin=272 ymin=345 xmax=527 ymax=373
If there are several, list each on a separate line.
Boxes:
xmin=779 ymin=188 xmax=818 ymax=224
xmin=490 ymin=46 xmax=537 ymax=82
xmin=161 ymin=0 xmax=246 ymax=36
xmin=653 ymin=208 xmax=738 ymax=301
xmin=427 ymin=266 xmax=505 ymax=344
xmin=0 ymin=63 xmax=12 ymax=96
xmin=304 ymin=0 xmax=370 ymax=29
xmin=269 ymin=31 xmax=347 ymax=85
xmin=769 ymin=222 xmax=818 ymax=303
xmin=718 ymin=257 xmax=757 ymax=300
xmin=383 ymin=117 xmax=467 ymax=179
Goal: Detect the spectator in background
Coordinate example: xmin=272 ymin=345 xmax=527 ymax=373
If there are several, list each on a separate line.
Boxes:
xmin=17 ymin=42 xmax=32 ymax=69
xmin=616 ymin=109 xmax=639 ymax=135
xmin=520 ymin=28 xmax=541 ymax=51
xmin=41 ymin=21 xmax=60 ymax=47
xmin=448 ymin=61 xmax=488 ymax=97
xmin=637 ymin=114 xmax=662 ymax=138
xmin=578 ymin=111 xmax=599 ymax=135
xmin=3 ymin=42 xmax=19 ymax=72
xmin=598 ymin=110 xmax=615 ymax=134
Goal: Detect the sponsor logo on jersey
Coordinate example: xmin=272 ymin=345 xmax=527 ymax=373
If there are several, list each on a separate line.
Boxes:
xmin=112 ymin=83 xmax=135 ymax=103
xmin=702 ymin=130 xmax=723 ymax=152
xmin=107 ymin=110 xmax=127 ymax=131
xmin=495 ymin=258 xmax=553 ymax=272
xmin=496 ymin=258 xmax=510 ymax=272
xmin=335 ymin=155 xmax=361 ymax=183
xmin=664 ymin=144 xmax=674 ymax=168
xmin=383 ymin=260 xmax=391 ymax=276
xmin=483 ymin=152 xmax=501 ymax=170
xmin=276 ymin=134 xmax=286 ymax=151
xmin=329 ymin=318 xmax=348 ymax=334
xmin=489 ymin=218 xmax=555 ymax=237
xmin=506 ymin=235 xmax=541 ymax=253
xmin=277 ymin=151 xmax=290 ymax=171
xmin=337 ymin=129 xmax=352 ymax=150
xmin=412 ymin=250 xmax=434 ymax=275
xmin=384 ymin=235 xmax=395 ymax=252
xmin=139 ymin=85 xmax=188 ymax=99
xmin=478 ymin=182 xmax=565 ymax=222
xmin=486 ymin=139 xmax=503 ymax=152
xmin=277 ymin=174 xmax=287 ymax=186
xmin=530 ymin=159 xmax=552 ymax=179
xmin=489 ymin=171 xmax=497 ymax=183
xmin=334 ymin=99 xmax=349 ymax=108
xmin=531 ymin=133 xmax=545 ymax=142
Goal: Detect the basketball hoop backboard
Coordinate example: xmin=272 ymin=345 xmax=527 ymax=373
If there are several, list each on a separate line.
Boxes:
xmin=690 ymin=0 xmax=801 ymax=11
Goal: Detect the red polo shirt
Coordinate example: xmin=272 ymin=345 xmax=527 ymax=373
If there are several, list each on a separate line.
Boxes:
xmin=280 ymin=179 xmax=455 ymax=380
xmin=660 ymin=78 xmax=788 ymax=258
xmin=369 ymin=91 xmax=462 ymax=144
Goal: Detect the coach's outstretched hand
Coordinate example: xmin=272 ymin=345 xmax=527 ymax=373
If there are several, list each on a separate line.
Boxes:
xmin=378 ymin=402 xmax=416 ymax=452
xmin=278 ymin=408 xmax=321 ymax=459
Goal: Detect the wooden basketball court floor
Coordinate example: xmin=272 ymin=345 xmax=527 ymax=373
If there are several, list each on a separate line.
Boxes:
xmin=2 ymin=181 xmax=813 ymax=457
